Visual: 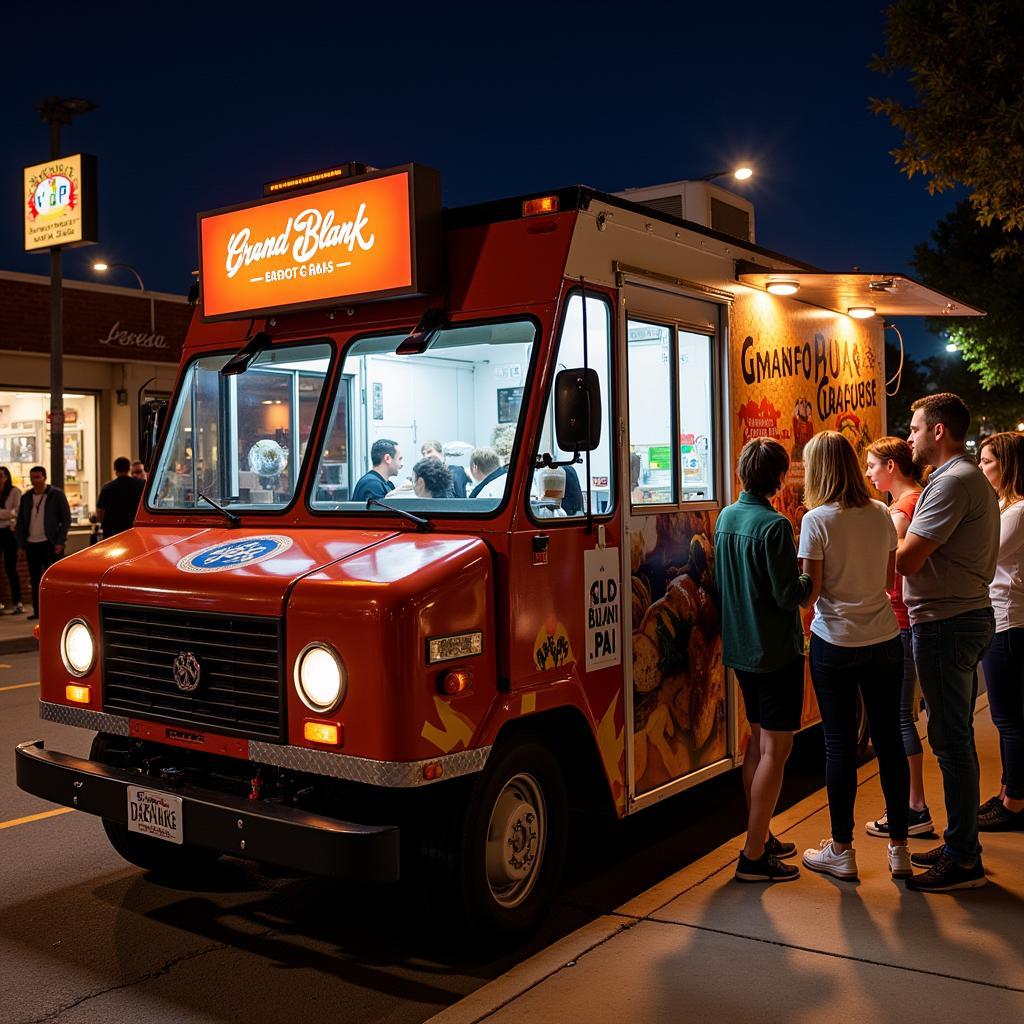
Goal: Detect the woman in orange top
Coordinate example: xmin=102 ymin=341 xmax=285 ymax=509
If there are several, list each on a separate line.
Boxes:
xmin=865 ymin=436 xmax=932 ymax=838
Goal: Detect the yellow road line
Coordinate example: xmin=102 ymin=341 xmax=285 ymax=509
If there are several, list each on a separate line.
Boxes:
xmin=0 ymin=680 xmax=40 ymax=693
xmin=0 ymin=807 xmax=74 ymax=831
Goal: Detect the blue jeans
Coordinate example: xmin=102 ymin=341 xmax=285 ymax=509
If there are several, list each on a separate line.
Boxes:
xmin=912 ymin=608 xmax=995 ymax=866
xmin=809 ymin=633 xmax=909 ymax=844
xmin=898 ymin=629 xmax=923 ymax=758
xmin=981 ymin=627 xmax=1024 ymax=800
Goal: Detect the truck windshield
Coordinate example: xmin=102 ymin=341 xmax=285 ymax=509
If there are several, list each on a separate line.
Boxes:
xmin=311 ymin=319 xmax=536 ymax=514
xmin=148 ymin=341 xmax=333 ymax=511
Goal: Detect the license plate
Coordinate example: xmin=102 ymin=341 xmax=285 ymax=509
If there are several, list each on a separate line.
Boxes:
xmin=126 ymin=786 xmax=184 ymax=845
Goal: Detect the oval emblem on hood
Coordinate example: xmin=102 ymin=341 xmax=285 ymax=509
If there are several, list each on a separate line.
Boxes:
xmin=177 ymin=535 xmax=293 ymax=574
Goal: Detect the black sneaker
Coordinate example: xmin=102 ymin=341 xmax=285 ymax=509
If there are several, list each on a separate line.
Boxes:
xmin=865 ymin=806 xmax=934 ymax=838
xmin=979 ymin=801 xmax=1024 ymax=832
xmin=735 ymin=850 xmax=800 ymax=883
xmin=910 ymin=844 xmax=946 ymax=867
xmin=905 ymin=852 xmax=986 ymax=892
xmin=979 ymin=794 xmax=1003 ymax=816
xmin=765 ymin=832 xmax=797 ymax=859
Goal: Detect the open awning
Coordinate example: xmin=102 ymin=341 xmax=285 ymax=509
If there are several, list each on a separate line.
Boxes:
xmin=736 ymin=265 xmax=985 ymax=318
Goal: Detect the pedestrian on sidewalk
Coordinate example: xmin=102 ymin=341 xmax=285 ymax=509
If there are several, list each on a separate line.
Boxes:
xmin=95 ymin=457 xmax=145 ymax=539
xmin=0 ymin=466 xmax=24 ymax=614
xmin=14 ymin=466 xmax=71 ymax=622
xmin=976 ymin=431 xmax=1024 ymax=832
xmin=716 ymin=437 xmax=812 ymax=884
xmin=798 ymin=431 xmax=911 ymax=882
xmin=864 ymin=436 xmax=934 ymax=839
xmin=899 ymin=393 xmax=998 ymax=892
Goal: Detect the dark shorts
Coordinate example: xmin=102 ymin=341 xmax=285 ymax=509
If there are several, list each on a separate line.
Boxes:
xmin=734 ymin=656 xmax=805 ymax=733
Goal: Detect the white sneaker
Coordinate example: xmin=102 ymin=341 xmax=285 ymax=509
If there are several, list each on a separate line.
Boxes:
xmin=888 ymin=843 xmax=912 ymax=879
xmin=803 ymin=839 xmax=858 ymax=880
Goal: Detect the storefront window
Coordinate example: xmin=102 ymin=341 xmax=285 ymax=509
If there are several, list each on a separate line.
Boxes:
xmin=0 ymin=390 xmax=98 ymax=524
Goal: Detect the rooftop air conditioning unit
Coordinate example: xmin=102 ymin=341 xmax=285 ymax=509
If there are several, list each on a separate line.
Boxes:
xmin=614 ymin=179 xmax=755 ymax=243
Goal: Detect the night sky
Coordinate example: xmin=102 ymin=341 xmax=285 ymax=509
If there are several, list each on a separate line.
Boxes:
xmin=3 ymin=2 xmax=962 ymax=358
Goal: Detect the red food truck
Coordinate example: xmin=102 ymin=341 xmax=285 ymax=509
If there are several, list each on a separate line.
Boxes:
xmin=16 ymin=163 xmax=981 ymax=937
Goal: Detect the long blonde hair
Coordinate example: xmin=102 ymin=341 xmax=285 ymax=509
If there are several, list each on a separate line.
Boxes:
xmin=804 ymin=431 xmax=872 ymax=510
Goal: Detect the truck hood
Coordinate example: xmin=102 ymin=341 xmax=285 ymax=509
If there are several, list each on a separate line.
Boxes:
xmin=95 ymin=527 xmax=398 ymax=616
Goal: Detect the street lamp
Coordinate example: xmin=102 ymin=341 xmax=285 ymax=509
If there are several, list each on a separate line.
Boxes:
xmin=93 ymin=261 xmax=154 ymax=332
xmin=699 ymin=166 xmax=754 ymax=182
xmin=35 ymin=95 xmax=97 ymax=491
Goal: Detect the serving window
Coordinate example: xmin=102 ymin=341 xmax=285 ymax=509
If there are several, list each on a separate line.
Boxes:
xmin=626 ymin=314 xmax=720 ymax=512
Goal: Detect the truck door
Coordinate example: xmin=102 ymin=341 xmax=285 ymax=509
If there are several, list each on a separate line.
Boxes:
xmin=621 ymin=282 xmax=732 ymax=809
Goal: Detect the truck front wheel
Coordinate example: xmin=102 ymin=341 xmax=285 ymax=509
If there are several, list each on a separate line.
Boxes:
xmin=90 ymin=733 xmax=221 ymax=877
xmin=420 ymin=736 xmax=568 ymax=942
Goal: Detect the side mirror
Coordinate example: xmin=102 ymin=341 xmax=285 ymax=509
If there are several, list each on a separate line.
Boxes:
xmin=554 ymin=368 xmax=602 ymax=453
xmin=139 ymin=398 xmax=169 ymax=471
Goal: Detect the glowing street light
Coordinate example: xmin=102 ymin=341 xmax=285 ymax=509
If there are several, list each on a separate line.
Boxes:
xmin=699 ymin=166 xmax=754 ymax=183
xmin=93 ymin=261 xmax=153 ymax=331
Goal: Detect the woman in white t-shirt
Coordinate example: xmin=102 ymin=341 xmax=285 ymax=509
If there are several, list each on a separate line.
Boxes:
xmin=977 ymin=432 xmax=1024 ymax=830
xmin=796 ymin=431 xmax=911 ymax=882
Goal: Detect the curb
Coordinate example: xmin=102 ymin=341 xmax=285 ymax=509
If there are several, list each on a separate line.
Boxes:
xmin=0 ymin=636 xmax=38 ymax=655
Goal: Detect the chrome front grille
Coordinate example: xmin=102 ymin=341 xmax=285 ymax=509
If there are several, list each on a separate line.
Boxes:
xmin=101 ymin=604 xmax=284 ymax=741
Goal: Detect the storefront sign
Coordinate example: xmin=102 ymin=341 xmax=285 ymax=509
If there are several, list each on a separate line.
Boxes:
xmin=46 ymin=409 xmax=78 ymax=424
xmin=98 ymin=321 xmax=170 ymax=352
xmin=198 ymin=164 xmax=441 ymax=321
xmin=23 ymin=154 xmax=98 ymax=252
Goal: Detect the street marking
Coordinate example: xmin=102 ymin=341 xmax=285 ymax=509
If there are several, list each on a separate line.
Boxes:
xmin=0 ymin=681 xmax=40 ymax=693
xmin=0 ymin=808 xmax=74 ymax=831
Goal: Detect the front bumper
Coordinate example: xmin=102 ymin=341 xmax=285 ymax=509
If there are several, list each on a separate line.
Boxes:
xmin=15 ymin=740 xmax=400 ymax=882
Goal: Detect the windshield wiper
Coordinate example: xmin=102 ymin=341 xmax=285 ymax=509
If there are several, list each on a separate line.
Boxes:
xmin=366 ymin=497 xmax=432 ymax=532
xmin=198 ymin=492 xmax=241 ymax=526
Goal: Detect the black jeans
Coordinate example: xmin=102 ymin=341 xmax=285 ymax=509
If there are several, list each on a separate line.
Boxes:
xmin=25 ymin=541 xmax=56 ymax=615
xmin=810 ymin=633 xmax=910 ymax=844
xmin=982 ymin=627 xmax=1024 ymax=801
xmin=0 ymin=530 xmax=20 ymax=604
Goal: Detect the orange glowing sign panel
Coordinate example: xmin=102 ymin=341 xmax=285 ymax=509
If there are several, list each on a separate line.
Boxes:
xmin=198 ymin=165 xmax=441 ymax=321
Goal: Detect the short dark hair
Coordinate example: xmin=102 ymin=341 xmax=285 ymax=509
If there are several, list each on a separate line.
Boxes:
xmin=114 ymin=456 xmax=131 ymax=473
xmin=30 ymin=465 xmax=46 ymax=478
xmin=413 ymin=458 xmax=451 ymax=497
xmin=911 ymin=392 xmax=971 ymax=442
xmin=737 ymin=437 xmax=789 ymax=497
xmin=370 ymin=439 xmax=398 ymax=467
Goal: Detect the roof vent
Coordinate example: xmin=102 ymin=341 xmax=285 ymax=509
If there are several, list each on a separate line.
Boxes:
xmin=614 ymin=179 xmax=755 ymax=243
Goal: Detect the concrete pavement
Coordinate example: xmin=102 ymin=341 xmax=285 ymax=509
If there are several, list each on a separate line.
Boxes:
xmin=0 ymin=610 xmax=36 ymax=655
xmin=430 ymin=701 xmax=1024 ymax=1024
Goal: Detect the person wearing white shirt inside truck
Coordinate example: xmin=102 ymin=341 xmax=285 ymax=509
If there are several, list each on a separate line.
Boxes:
xmin=898 ymin=393 xmax=999 ymax=892
xmin=797 ymin=431 xmax=911 ymax=883
xmin=976 ymin=431 xmax=1024 ymax=832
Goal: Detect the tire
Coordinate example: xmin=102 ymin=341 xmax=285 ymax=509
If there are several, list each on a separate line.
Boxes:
xmin=418 ymin=735 xmax=568 ymax=943
xmin=90 ymin=733 xmax=221 ymax=877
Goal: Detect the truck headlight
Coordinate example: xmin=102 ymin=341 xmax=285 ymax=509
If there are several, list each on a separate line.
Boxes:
xmin=294 ymin=643 xmax=346 ymax=712
xmin=61 ymin=619 xmax=96 ymax=677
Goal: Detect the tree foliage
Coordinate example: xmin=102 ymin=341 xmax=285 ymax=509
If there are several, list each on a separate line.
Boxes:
xmin=871 ymin=1 xmax=1024 ymax=257
xmin=910 ymin=200 xmax=1024 ymax=390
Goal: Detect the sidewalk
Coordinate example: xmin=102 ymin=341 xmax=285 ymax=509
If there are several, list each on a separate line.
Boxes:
xmin=431 ymin=702 xmax=1024 ymax=1024
xmin=0 ymin=609 xmax=37 ymax=655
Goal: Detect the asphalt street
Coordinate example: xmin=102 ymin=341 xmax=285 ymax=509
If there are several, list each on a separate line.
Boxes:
xmin=0 ymin=650 xmax=830 ymax=1024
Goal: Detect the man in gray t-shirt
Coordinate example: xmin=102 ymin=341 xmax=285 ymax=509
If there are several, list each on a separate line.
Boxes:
xmin=897 ymin=393 xmax=998 ymax=893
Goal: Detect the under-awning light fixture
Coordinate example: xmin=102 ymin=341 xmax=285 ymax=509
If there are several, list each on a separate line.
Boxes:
xmin=766 ymin=279 xmax=799 ymax=296
xmin=848 ymin=306 xmax=876 ymax=320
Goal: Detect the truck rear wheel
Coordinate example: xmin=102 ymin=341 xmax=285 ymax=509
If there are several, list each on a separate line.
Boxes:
xmin=419 ymin=736 xmax=568 ymax=943
xmin=90 ymin=733 xmax=221 ymax=877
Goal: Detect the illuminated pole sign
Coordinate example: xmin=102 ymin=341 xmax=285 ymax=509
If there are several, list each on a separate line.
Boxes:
xmin=198 ymin=164 xmax=441 ymax=321
xmin=23 ymin=153 xmax=98 ymax=252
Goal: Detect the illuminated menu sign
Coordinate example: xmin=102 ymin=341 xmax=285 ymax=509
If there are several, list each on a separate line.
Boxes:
xmin=198 ymin=164 xmax=441 ymax=321
xmin=23 ymin=153 xmax=98 ymax=252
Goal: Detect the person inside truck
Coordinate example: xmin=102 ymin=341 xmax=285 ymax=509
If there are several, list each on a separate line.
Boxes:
xmin=351 ymin=439 xmax=403 ymax=503
xmin=420 ymin=439 xmax=471 ymax=498
xmin=468 ymin=447 xmax=506 ymax=499
xmin=412 ymin=458 xmax=452 ymax=499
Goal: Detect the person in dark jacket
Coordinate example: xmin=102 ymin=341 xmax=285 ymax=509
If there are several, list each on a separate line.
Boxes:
xmin=715 ymin=438 xmax=813 ymax=884
xmin=96 ymin=457 xmax=145 ymax=538
xmin=351 ymin=439 xmax=403 ymax=503
xmin=15 ymin=465 xmax=71 ymax=621
xmin=420 ymin=440 xmax=471 ymax=498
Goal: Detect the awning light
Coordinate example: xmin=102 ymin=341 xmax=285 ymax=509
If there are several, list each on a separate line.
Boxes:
xmin=766 ymin=279 xmax=799 ymax=296
xmin=848 ymin=306 xmax=876 ymax=320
